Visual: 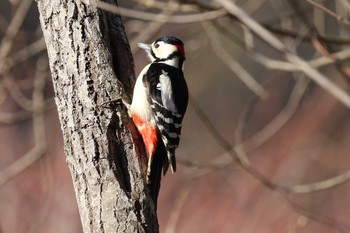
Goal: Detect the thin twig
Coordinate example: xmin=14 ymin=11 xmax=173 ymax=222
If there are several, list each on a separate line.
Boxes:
xmin=264 ymin=25 xmax=350 ymax=44
xmin=82 ymin=0 xmax=227 ymax=24
xmin=133 ymin=0 xmax=201 ymax=13
xmin=128 ymin=9 xmax=172 ymax=53
xmin=182 ymin=77 xmax=306 ymax=171
xmin=215 ymin=0 xmax=350 ymax=108
xmin=0 ymin=81 xmax=7 ymax=104
xmin=190 ymin=91 xmax=350 ymax=194
xmin=0 ymin=101 xmax=55 ymax=124
xmin=3 ymin=74 xmax=37 ymax=111
xmin=307 ymin=0 xmax=350 ymax=27
xmin=280 ymin=194 xmax=350 ymax=233
xmin=0 ymin=146 xmax=44 ymax=187
xmin=0 ymin=37 xmax=46 ymax=74
xmin=251 ymin=49 xmax=350 ymax=72
xmin=235 ymin=101 xmax=350 ymax=194
xmin=0 ymin=0 xmax=33 ymax=59
xmin=202 ymin=21 xmax=269 ymax=99
xmin=0 ymin=57 xmax=48 ymax=187
xmin=242 ymin=77 xmax=309 ymax=152
xmin=130 ymin=20 xmax=166 ymax=53
xmin=289 ymin=0 xmax=350 ymax=85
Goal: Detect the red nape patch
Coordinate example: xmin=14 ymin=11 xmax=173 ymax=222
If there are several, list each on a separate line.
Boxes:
xmin=132 ymin=113 xmax=158 ymax=157
xmin=175 ymin=44 xmax=186 ymax=59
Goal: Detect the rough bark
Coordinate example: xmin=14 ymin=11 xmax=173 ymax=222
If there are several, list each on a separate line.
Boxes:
xmin=35 ymin=0 xmax=158 ymax=232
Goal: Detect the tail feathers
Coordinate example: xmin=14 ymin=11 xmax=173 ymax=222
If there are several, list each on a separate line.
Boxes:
xmin=147 ymin=141 xmax=166 ymax=210
xmin=162 ymin=159 xmax=169 ymax=175
xmin=148 ymin=159 xmax=162 ymax=210
xmin=147 ymin=143 xmax=177 ymax=209
xmin=168 ymin=151 xmax=176 ymax=173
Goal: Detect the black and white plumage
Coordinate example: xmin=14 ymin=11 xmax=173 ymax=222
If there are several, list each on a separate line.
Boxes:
xmin=130 ymin=36 xmax=188 ymax=206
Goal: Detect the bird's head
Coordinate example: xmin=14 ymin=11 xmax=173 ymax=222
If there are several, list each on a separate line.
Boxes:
xmin=138 ymin=36 xmax=185 ymax=68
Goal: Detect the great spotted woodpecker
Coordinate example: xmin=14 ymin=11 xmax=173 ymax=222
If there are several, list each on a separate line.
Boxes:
xmin=130 ymin=36 xmax=188 ymax=206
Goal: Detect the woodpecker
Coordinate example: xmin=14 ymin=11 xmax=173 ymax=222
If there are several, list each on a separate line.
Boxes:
xmin=130 ymin=36 xmax=188 ymax=206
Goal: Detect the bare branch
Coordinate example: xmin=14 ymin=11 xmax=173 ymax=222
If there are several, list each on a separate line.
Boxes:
xmin=280 ymin=194 xmax=350 ymax=233
xmin=133 ymin=0 xmax=201 ymax=12
xmin=0 ymin=0 xmax=32 ymax=59
xmin=251 ymin=49 xmax=350 ymax=71
xmin=0 ymin=37 xmax=46 ymax=74
xmin=264 ymin=25 xmax=350 ymax=44
xmin=0 ymin=57 xmax=47 ymax=187
xmin=203 ymin=21 xmax=269 ymax=99
xmin=307 ymin=0 xmax=350 ymax=27
xmin=242 ymin=77 xmax=309 ymax=151
xmin=0 ymin=101 xmax=55 ymax=124
xmin=235 ymin=106 xmax=350 ymax=194
xmin=82 ymin=0 xmax=228 ymax=23
xmin=190 ymin=88 xmax=350 ymax=194
xmin=215 ymin=0 xmax=350 ymax=108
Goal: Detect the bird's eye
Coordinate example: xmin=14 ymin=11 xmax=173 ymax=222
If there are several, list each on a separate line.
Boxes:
xmin=154 ymin=43 xmax=159 ymax=48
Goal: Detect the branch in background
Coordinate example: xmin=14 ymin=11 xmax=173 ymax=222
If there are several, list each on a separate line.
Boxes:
xmin=82 ymin=0 xmax=227 ymax=23
xmin=0 ymin=37 xmax=46 ymax=74
xmin=187 ymin=82 xmax=350 ymax=230
xmin=288 ymin=0 xmax=350 ymax=85
xmin=3 ymin=73 xmax=41 ymax=111
xmin=279 ymin=194 xmax=350 ymax=233
xmin=0 ymin=100 xmax=55 ymax=124
xmin=0 ymin=0 xmax=32 ymax=59
xmin=128 ymin=8 xmax=171 ymax=53
xmin=264 ymin=25 xmax=350 ymax=44
xmin=208 ymin=10 xmax=350 ymax=73
xmin=250 ymin=49 xmax=350 ymax=72
xmin=307 ymin=0 xmax=350 ymax=27
xmin=242 ymin=77 xmax=309 ymax=152
xmin=133 ymin=0 xmax=202 ymax=12
xmin=180 ymin=77 xmax=306 ymax=173
xmin=202 ymin=21 xmax=269 ymax=99
xmin=0 ymin=57 xmax=48 ymax=187
xmin=215 ymin=0 xmax=350 ymax=109
xmin=235 ymin=103 xmax=350 ymax=194
xmin=189 ymin=90 xmax=350 ymax=194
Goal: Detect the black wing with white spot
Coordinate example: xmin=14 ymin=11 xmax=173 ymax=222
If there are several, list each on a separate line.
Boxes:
xmin=143 ymin=63 xmax=188 ymax=173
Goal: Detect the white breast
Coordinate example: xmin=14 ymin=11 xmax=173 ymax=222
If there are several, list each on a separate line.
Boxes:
xmin=130 ymin=64 xmax=153 ymax=122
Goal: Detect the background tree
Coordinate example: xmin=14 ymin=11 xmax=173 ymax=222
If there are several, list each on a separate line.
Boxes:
xmin=1 ymin=0 xmax=350 ymax=232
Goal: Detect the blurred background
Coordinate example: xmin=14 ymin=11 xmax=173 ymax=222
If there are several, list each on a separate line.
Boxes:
xmin=1 ymin=0 xmax=350 ymax=232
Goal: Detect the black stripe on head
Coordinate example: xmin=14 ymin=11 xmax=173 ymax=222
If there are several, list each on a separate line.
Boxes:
xmin=150 ymin=48 xmax=157 ymax=60
xmin=155 ymin=51 xmax=184 ymax=62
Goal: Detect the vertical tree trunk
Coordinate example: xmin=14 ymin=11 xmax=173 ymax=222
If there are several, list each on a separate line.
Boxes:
xmin=35 ymin=0 xmax=158 ymax=232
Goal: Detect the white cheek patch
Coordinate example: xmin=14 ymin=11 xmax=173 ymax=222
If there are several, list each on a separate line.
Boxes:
xmin=159 ymin=70 xmax=177 ymax=112
xmin=154 ymin=43 xmax=177 ymax=60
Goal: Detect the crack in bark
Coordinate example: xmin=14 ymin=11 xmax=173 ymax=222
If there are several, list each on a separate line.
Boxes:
xmin=107 ymin=111 xmax=132 ymax=195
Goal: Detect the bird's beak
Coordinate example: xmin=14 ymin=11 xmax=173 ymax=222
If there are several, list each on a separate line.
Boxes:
xmin=137 ymin=43 xmax=151 ymax=52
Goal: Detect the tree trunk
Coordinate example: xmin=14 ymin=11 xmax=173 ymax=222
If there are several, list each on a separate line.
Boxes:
xmin=35 ymin=0 xmax=158 ymax=232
